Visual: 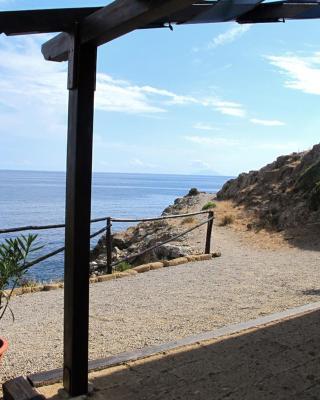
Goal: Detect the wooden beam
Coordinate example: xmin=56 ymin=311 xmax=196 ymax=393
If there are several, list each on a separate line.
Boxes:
xmin=237 ymin=2 xmax=320 ymax=23
xmin=3 ymin=377 xmax=44 ymax=400
xmin=0 ymin=8 xmax=100 ymax=35
xmin=42 ymin=0 xmax=196 ymax=62
xmin=63 ymin=29 xmax=97 ymax=396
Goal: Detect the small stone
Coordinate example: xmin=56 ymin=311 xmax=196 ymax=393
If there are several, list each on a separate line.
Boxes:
xmin=98 ymin=274 xmax=115 ymax=282
xmin=163 ymin=257 xmax=188 ymax=267
xmin=133 ymin=264 xmax=151 ymax=273
xmin=43 ymin=283 xmax=60 ymax=291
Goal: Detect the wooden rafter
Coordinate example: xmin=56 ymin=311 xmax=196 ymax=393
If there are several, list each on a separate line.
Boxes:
xmin=41 ymin=0 xmax=198 ymax=62
xmin=0 ymin=8 xmax=100 ymax=35
xmin=237 ymin=1 xmax=320 ymax=23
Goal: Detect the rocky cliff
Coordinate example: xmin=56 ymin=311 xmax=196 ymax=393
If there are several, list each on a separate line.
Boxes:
xmin=217 ymin=144 xmax=320 ymax=232
xmin=90 ymin=189 xmax=213 ymax=273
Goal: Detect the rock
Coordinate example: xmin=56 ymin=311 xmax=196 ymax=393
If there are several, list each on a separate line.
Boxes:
xmin=149 ymin=262 xmax=164 ymax=270
xmin=156 ymin=244 xmax=192 ymax=259
xmin=193 ymin=254 xmax=212 ymax=261
xmin=133 ymin=264 xmax=151 ymax=273
xmin=125 ymin=269 xmax=138 ymax=275
xmin=90 ymin=261 xmax=99 ymax=273
xmin=212 ymin=251 xmax=222 ymax=258
xmin=98 ymin=274 xmax=116 ymax=282
xmin=163 ymin=257 xmax=189 ymax=267
xmin=113 ymin=232 xmax=130 ymax=249
xmin=217 ymin=143 xmax=320 ymax=231
xmin=90 ymin=190 xmax=207 ymax=273
xmin=43 ymin=283 xmax=60 ymax=291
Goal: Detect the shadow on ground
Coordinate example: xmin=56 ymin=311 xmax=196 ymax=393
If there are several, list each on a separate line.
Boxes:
xmin=45 ymin=310 xmax=320 ymax=400
xmin=284 ymin=225 xmax=320 ymax=252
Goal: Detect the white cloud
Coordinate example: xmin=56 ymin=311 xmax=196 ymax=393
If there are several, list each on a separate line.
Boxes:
xmin=0 ymin=34 xmax=248 ymax=156
xmin=0 ymin=36 xmax=247 ymax=120
xmin=250 ymin=118 xmax=285 ymax=127
xmin=184 ymin=135 xmax=239 ymax=146
xmin=130 ymin=158 xmax=144 ymax=167
xmin=130 ymin=158 xmax=157 ymax=169
xmin=204 ymin=99 xmax=246 ymax=117
xmin=266 ymin=52 xmax=320 ymax=95
xmin=96 ymin=75 xmax=166 ymax=114
xmin=191 ymin=160 xmax=211 ymax=169
xmin=208 ymin=25 xmax=251 ymax=50
xmin=193 ymin=122 xmax=220 ymax=131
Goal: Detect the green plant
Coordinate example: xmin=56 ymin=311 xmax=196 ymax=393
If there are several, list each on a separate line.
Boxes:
xmin=0 ymin=234 xmax=42 ymax=322
xmin=219 ymin=215 xmax=234 ymax=226
xmin=202 ymin=201 xmax=216 ymax=211
xmin=114 ymin=261 xmax=131 ymax=272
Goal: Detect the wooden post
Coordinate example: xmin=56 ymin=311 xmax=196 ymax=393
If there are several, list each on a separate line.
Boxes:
xmin=205 ymin=211 xmax=214 ymax=254
xmin=106 ymin=217 xmax=112 ymax=274
xmin=63 ymin=28 xmax=97 ymax=397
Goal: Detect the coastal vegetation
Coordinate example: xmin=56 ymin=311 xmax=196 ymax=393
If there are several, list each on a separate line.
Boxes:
xmin=181 ymin=216 xmax=196 ymax=225
xmin=187 ymin=188 xmax=200 ymax=196
xmin=0 ymin=234 xmax=41 ymax=321
xmin=114 ymin=261 xmax=131 ymax=272
xmin=219 ymin=215 xmax=234 ymax=226
xmin=202 ymin=201 xmax=216 ymax=211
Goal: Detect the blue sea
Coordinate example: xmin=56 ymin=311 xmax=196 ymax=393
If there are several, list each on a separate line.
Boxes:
xmin=0 ymin=170 xmax=230 ymax=282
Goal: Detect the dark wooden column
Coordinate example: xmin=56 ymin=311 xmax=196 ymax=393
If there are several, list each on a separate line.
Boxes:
xmin=63 ymin=30 xmax=97 ymax=397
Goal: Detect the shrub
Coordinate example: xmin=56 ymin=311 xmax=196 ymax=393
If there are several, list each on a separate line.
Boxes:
xmin=20 ymin=278 xmax=39 ymax=288
xmin=202 ymin=201 xmax=216 ymax=211
xmin=219 ymin=215 xmax=234 ymax=226
xmin=181 ymin=217 xmax=196 ymax=225
xmin=0 ymin=234 xmax=42 ymax=322
xmin=309 ymin=181 xmax=320 ymax=211
xmin=296 ymin=160 xmax=320 ymax=192
xmin=187 ymin=188 xmax=200 ymax=196
xmin=115 ymin=261 xmax=131 ymax=272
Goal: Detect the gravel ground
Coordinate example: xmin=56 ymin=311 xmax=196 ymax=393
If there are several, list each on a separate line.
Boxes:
xmin=1 ymin=224 xmax=320 ymax=384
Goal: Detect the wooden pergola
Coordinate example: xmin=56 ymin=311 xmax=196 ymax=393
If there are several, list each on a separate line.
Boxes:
xmin=1 ymin=0 xmax=320 ymax=396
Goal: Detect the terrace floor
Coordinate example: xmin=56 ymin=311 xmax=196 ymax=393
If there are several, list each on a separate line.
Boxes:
xmin=38 ymin=304 xmax=320 ymax=400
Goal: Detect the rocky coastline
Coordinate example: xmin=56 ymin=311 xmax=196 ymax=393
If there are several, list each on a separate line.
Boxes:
xmin=90 ymin=189 xmax=216 ymax=274
xmin=91 ymin=143 xmax=320 ymax=273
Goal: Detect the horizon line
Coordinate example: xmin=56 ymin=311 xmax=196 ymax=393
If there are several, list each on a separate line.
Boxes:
xmin=0 ymin=168 xmax=234 ymax=178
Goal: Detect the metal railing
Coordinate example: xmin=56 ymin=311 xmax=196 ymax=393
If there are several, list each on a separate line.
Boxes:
xmin=0 ymin=210 xmax=214 ymax=274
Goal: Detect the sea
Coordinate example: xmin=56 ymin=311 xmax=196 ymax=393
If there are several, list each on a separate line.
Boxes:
xmin=0 ymin=170 xmax=231 ymax=282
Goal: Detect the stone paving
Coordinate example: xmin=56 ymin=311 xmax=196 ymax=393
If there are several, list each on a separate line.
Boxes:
xmin=39 ymin=307 xmax=320 ymax=400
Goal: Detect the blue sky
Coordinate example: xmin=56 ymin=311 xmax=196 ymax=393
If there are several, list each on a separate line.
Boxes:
xmin=0 ymin=1 xmax=320 ymax=175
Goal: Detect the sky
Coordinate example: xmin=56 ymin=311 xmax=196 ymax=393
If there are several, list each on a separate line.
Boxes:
xmin=0 ymin=1 xmax=320 ymax=176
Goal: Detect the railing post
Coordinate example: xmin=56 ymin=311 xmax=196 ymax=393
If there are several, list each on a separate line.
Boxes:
xmin=106 ymin=217 xmax=112 ymax=274
xmin=205 ymin=211 xmax=214 ymax=254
